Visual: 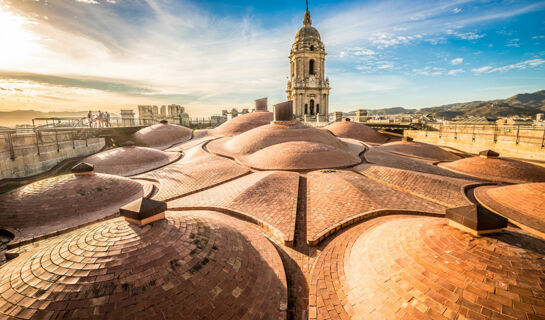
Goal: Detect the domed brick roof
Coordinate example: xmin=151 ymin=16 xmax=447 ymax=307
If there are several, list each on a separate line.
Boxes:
xmin=240 ymin=141 xmax=360 ymax=170
xmin=475 ymin=183 xmax=545 ymax=237
xmin=207 ymin=121 xmax=363 ymax=170
xmin=133 ymin=123 xmax=192 ymax=150
xmin=325 ymin=120 xmax=389 ymax=144
xmin=0 ymin=211 xmax=287 ymax=319
xmin=82 ymin=146 xmax=180 ymax=176
xmin=0 ymin=173 xmax=151 ymax=245
xmin=373 ymin=140 xmax=460 ymax=161
xmin=310 ymin=215 xmax=545 ymax=319
xmin=439 ymin=156 xmax=545 ymax=183
xmin=212 ymin=111 xmax=273 ymax=136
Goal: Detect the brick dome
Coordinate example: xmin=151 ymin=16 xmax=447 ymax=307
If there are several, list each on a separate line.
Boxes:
xmin=310 ymin=215 xmax=545 ymax=319
xmin=374 ymin=141 xmax=460 ymax=161
xmin=0 ymin=173 xmax=150 ymax=245
xmin=82 ymin=146 xmax=180 ymax=176
xmin=438 ymin=156 xmax=545 ymax=183
xmin=475 ymin=183 xmax=545 ymax=237
xmin=325 ymin=121 xmax=389 ymax=144
xmin=0 ymin=211 xmax=287 ymax=319
xmin=240 ymin=141 xmax=360 ymax=170
xmin=133 ymin=123 xmax=192 ymax=150
xmin=207 ymin=121 xmax=363 ymax=170
xmin=213 ymin=112 xmax=273 ymax=136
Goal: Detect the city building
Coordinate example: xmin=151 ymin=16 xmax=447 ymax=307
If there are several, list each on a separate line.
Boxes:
xmin=286 ymin=7 xmax=330 ymax=122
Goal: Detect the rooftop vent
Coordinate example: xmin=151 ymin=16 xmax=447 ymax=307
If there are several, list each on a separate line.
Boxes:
xmin=120 ymin=197 xmax=167 ymax=226
xmin=344 ymin=118 xmax=351 ymax=122
xmin=479 ymin=149 xmax=499 ymax=159
xmin=160 ymin=119 xmax=168 ymax=124
xmin=273 ymin=101 xmax=293 ymax=122
xmin=401 ymin=136 xmax=414 ymax=142
xmin=446 ymin=204 xmax=507 ymax=236
xmin=255 ymin=97 xmax=268 ymax=112
xmin=71 ymin=162 xmax=94 ymax=176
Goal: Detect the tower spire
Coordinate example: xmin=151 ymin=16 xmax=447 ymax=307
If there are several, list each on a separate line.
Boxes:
xmin=303 ymin=0 xmax=312 ymax=26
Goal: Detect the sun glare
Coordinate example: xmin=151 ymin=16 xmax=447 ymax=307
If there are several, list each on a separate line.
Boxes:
xmin=0 ymin=7 xmax=42 ymax=68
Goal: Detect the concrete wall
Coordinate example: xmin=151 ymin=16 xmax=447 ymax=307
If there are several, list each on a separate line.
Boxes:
xmin=0 ymin=131 xmax=105 ymax=179
xmin=406 ymin=125 xmax=545 ymax=161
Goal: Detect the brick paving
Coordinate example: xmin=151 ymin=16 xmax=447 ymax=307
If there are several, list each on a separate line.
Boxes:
xmin=353 ymin=164 xmax=478 ymax=208
xmin=0 ymin=210 xmax=287 ymax=320
xmin=306 ymin=170 xmax=445 ymax=245
xmin=475 ymin=183 xmax=545 ymax=237
xmin=169 ymin=171 xmax=299 ymax=245
xmin=207 ymin=122 xmax=363 ymax=170
xmin=374 ymin=141 xmax=461 ymax=161
xmin=5 ymin=116 xmax=545 ymax=320
xmin=325 ymin=120 xmax=389 ymax=144
xmin=309 ymin=215 xmax=545 ymax=320
xmin=83 ymin=146 xmax=181 ymax=177
xmin=133 ymin=123 xmax=193 ymax=150
xmin=364 ymin=148 xmax=479 ymax=179
xmin=133 ymin=146 xmax=250 ymax=201
xmin=212 ymin=111 xmax=273 ymax=136
xmin=439 ymin=156 xmax=545 ymax=184
xmin=0 ymin=173 xmax=151 ymax=247
xmin=165 ymin=136 xmax=217 ymax=153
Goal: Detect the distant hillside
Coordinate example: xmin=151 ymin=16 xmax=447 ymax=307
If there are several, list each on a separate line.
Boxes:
xmin=0 ymin=110 xmax=118 ymax=128
xmin=420 ymin=90 xmax=545 ymax=120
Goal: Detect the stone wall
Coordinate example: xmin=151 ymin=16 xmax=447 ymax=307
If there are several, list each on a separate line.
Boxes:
xmin=406 ymin=125 xmax=545 ymax=161
xmin=0 ymin=131 xmax=105 ymax=179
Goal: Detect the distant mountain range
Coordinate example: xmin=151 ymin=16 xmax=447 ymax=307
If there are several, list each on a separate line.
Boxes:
xmin=340 ymin=90 xmax=545 ymax=120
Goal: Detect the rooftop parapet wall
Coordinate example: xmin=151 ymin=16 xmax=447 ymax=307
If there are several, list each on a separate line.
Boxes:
xmin=406 ymin=125 xmax=545 ymax=161
xmin=0 ymin=131 xmax=104 ymax=179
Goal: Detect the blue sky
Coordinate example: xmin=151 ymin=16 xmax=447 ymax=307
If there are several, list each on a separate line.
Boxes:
xmin=0 ymin=0 xmax=544 ymax=116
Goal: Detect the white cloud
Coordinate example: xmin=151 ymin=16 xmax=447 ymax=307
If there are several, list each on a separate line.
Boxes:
xmin=506 ymin=38 xmax=521 ymax=47
xmin=533 ymin=35 xmax=545 ymax=39
xmin=471 ymin=66 xmax=493 ymax=74
xmin=451 ymin=58 xmax=463 ymax=65
xmin=448 ymin=30 xmax=486 ymax=40
xmin=354 ymin=49 xmax=376 ymax=56
xmin=447 ymin=69 xmax=465 ymax=75
xmin=452 ymin=8 xmax=462 ymax=14
xmin=472 ymin=59 xmax=545 ymax=74
xmin=370 ymin=33 xmax=422 ymax=49
xmin=75 ymin=0 xmax=99 ymax=4
xmin=412 ymin=66 xmax=444 ymax=76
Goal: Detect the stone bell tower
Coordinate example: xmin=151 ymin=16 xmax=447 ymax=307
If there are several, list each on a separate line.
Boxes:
xmin=286 ymin=6 xmax=330 ymax=121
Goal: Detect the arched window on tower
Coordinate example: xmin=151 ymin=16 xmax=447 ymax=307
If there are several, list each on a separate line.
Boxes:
xmin=304 ymin=104 xmax=308 ymax=114
xmin=310 ymin=45 xmax=314 ymax=51
xmin=310 ymin=99 xmax=315 ymax=115
xmin=316 ymin=104 xmax=320 ymax=115
xmin=309 ymin=59 xmax=315 ymax=75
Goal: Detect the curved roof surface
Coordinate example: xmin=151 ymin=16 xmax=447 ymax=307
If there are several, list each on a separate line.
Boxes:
xmin=374 ymin=141 xmax=460 ymax=161
xmin=439 ymin=156 xmax=545 ymax=183
xmin=82 ymin=146 xmax=180 ymax=176
xmin=0 ymin=173 xmax=149 ymax=245
xmin=0 ymin=211 xmax=287 ymax=319
xmin=310 ymin=215 xmax=545 ymax=320
xmin=212 ymin=111 xmax=273 ymax=136
xmin=207 ymin=122 xmax=363 ymax=170
xmin=295 ymin=25 xmax=321 ymax=42
xmin=133 ymin=123 xmax=192 ymax=150
xmin=240 ymin=141 xmax=360 ymax=170
xmin=475 ymin=183 xmax=545 ymax=236
xmin=325 ymin=121 xmax=389 ymax=144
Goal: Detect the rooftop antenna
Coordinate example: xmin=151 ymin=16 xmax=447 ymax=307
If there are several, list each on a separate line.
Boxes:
xmin=306 ymin=0 xmax=308 ymax=11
